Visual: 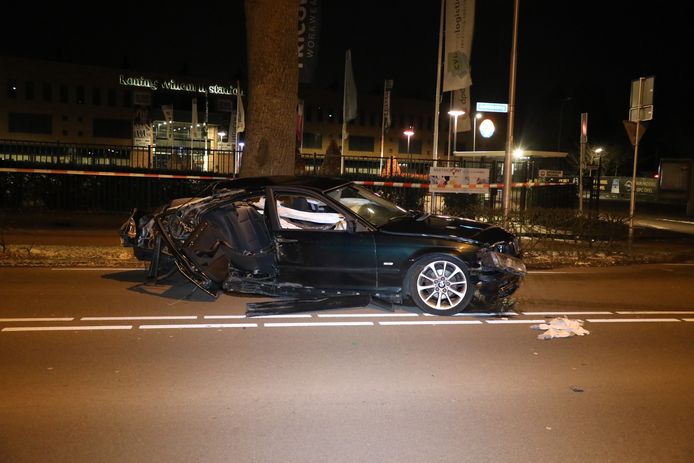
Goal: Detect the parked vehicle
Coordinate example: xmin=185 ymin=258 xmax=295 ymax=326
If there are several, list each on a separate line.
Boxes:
xmin=120 ymin=176 xmax=525 ymax=316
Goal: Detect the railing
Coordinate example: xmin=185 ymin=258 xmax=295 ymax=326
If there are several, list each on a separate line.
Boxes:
xmin=0 ymin=139 xmax=578 ymax=214
xmin=0 ymin=139 xmax=240 ymax=174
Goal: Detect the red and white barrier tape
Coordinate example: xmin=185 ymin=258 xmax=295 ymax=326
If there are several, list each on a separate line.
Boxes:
xmin=0 ymin=167 xmax=569 ymax=189
xmin=354 ymin=180 xmax=568 ymax=189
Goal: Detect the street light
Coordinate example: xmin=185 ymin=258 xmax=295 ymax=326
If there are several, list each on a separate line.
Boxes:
xmin=473 ymin=113 xmax=483 ymax=152
xmin=403 ymin=127 xmax=415 ymax=160
xmin=447 ymin=110 xmax=465 ymax=161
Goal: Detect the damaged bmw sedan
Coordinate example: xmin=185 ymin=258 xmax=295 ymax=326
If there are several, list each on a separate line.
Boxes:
xmin=120 ymin=176 xmax=525 ymax=316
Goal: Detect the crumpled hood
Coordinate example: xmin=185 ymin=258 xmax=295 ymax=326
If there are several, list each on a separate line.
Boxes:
xmin=378 ymin=214 xmax=514 ymax=246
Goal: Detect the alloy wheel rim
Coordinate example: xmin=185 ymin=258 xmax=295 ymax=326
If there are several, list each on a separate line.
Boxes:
xmin=416 ymin=260 xmax=467 ymax=311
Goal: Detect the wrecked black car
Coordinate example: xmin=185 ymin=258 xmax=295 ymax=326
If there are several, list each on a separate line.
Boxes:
xmin=120 ymin=176 xmax=525 ymax=316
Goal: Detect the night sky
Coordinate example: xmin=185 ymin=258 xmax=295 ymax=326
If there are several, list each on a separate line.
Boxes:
xmin=1 ymin=1 xmax=688 ymax=172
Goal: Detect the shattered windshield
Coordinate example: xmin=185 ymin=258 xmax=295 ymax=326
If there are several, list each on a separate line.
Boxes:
xmin=326 ymin=184 xmax=408 ymax=227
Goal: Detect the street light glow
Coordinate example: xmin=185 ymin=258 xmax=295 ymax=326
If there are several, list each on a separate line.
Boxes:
xmin=447 ymin=109 xmax=465 ymax=117
xmin=513 ymin=148 xmax=525 ymax=158
xmin=479 ymin=119 xmax=495 ymax=138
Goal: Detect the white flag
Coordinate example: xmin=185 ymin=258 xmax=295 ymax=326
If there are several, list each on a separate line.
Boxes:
xmin=383 ymin=79 xmax=394 ymax=130
xmin=343 ymin=49 xmax=358 ymax=122
xmin=236 ymin=92 xmax=245 ymax=133
xmin=162 ymin=104 xmax=173 ymax=139
xmin=443 ymin=0 xmax=475 ymax=92
xmin=452 ymin=88 xmax=472 ymax=132
xmin=191 ymin=98 xmax=199 ymax=138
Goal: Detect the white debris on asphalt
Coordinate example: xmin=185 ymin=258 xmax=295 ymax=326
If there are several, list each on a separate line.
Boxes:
xmin=531 ymin=316 xmax=590 ymax=340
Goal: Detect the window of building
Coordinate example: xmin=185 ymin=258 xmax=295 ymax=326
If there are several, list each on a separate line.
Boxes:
xmin=358 ymin=110 xmax=365 ymax=126
xmin=93 ymin=118 xmax=133 ymax=139
xmin=7 ymin=80 xmax=18 ymax=98
xmin=42 ymin=83 xmax=52 ymax=102
xmin=348 ymin=135 xmax=375 ymax=152
xmin=107 ymin=89 xmax=117 ymax=106
xmin=25 ymin=81 xmax=35 ymax=100
xmin=123 ymin=90 xmax=131 ymax=107
xmin=75 ymin=86 xmax=85 ymax=104
xmin=77 ymin=130 xmax=83 ymax=136
xmin=92 ymin=88 xmax=101 ymax=106
xmin=316 ymin=107 xmax=323 ymax=122
xmin=369 ymin=112 xmax=377 ymax=127
xmin=305 ymin=105 xmax=313 ymax=122
xmin=60 ymin=84 xmax=69 ymax=103
xmin=427 ymin=116 xmax=433 ymax=131
xmin=8 ymin=112 xmax=52 ymax=134
xmin=398 ymin=138 xmax=422 ymax=155
xmin=62 ymin=129 xmax=68 ymax=136
xmin=302 ymin=132 xmax=322 ymax=149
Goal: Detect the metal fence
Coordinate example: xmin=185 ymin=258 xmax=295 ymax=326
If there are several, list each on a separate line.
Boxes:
xmin=0 ymin=139 xmax=240 ymax=174
xmin=0 ymin=139 xmax=578 ymax=214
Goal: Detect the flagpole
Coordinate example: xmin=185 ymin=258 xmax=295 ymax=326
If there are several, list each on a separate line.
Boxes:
xmin=380 ymin=80 xmax=387 ymax=173
xmin=432 ymin=0 xmax=445 ymax=168
xmin=341 ymin=56 xmax=348 ymax=175
xmin=502 ymin=0 xmax=520 ymax=223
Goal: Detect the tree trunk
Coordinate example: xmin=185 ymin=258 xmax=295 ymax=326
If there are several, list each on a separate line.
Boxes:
xmin=241 ymin=0 xmax=299 ymax=177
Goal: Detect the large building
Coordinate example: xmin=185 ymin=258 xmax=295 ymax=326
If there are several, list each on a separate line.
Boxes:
xmin=1 ymin=56 xmax=506 ymax=170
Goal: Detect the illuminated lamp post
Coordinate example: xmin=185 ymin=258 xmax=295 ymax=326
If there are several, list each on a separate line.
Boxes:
xmin=403 ymin=127 xmax=415 ymax=161
xmin=447 ymin=110 xmax=465 ymax=161
xmin=473 ymin=113 xmax=483 ymax=152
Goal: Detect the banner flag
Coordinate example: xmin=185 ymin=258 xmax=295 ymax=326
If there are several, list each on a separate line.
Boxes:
xmin=383 ymin=79 xmax=394 ymax=130
xmin=236 ymin=90 xmax=245 ymax=134
xmin=162 ymin=104 xmax=173 ymax=139
xmin=191 ymin=98 xmax=199 ymax=139
xmin=343 ymin=49 xmax=358 ymax=122
xmin=443 ymin=0 xmax=475 ymax=92
xmin=297 ymin=99 xmax=305 ymax=146
xmin=452 ymin=88 xmax=472 ymax=132
xmin=298 ymin=0 xmax=321 ymax=83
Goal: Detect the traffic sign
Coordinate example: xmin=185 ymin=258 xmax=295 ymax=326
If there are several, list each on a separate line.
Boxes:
xmin=476 ymin=102 xmax=508 ymax=113
xmin=623 ymin=120 xmax=649 ymax=146
xmin=539 ymin=169 xmax=563 ymax=178
xmin=629 ymin=76 xmax=655 ymax=122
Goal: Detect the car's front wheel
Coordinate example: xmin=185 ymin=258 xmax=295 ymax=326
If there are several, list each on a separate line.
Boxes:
xmin=407 ymin=254 xmax=473 ymax=316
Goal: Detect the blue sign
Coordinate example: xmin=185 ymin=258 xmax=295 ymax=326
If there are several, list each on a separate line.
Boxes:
xmin=476 ymin=102 xmax=508 ymax=113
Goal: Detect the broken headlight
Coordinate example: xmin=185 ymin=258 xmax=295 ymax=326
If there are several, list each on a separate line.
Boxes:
xmin=479 ymin=249 xmax=526 ymax=276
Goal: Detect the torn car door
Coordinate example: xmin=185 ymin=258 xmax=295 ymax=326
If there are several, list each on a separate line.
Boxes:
xmin=269 ymin=189 xmax=378 ymax=291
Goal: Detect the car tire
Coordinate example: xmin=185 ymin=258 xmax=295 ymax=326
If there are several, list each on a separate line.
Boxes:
xmin=406 ymin=254 xmax=474 ymax=316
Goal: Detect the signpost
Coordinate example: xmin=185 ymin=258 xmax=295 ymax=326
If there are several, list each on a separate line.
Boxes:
xmin=476 ymin=102 xmax=508 ymax=113
xmin=626 ymin=76 xmax=655 ymax=239
xmin=539 ymin=169 xmax=563 ymax=178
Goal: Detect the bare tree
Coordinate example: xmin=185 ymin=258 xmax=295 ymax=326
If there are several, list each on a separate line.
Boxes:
xmin=240 ymin=0 xmax=299 ymax=177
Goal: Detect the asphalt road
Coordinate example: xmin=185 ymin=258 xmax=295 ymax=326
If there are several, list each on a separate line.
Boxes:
xmin=1 ymin=265 xmax=693 ymax=463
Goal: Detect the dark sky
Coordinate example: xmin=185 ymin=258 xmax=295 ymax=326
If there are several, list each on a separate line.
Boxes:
xmin=1 ymin=1 xmax=688 ymax=172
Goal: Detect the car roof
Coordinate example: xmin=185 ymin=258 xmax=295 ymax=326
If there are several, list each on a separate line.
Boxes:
xmin=214 ymin=175 xmax=352 ymax=193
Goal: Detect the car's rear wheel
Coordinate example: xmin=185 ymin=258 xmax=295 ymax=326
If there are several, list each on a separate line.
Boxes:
xmin=407 ymin=254 xmax=473 ymax=316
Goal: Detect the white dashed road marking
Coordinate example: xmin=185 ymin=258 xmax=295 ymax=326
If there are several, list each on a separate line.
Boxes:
xmin=82 ymin=316 xmax=198 ymax=321
xmin=139 ymin=323 xmax=257 ymax=330
xmin=379 ymin=320 xmax=482 ymax=326
xmin=2 ymin=311 xmax=694 ymax=333
xmin=2 ymin=325 xmax=133 ymax=332
xmin=484 ymin=319 xmax=546 ymax=324
xmin=265 ymin=322 xmax=374 ymax=327
xmin=586 ymin=318 xmax=682 ymax=323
